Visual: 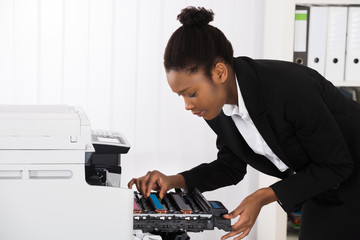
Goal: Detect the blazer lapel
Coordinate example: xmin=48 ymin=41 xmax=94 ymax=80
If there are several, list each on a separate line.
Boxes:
xmin=206 ymin=110 xmax=248 ymax=155
xmin=206 ymin=110 xmax=286 ymax=178
xmin=233 ymin=57 xmax=292 ymax=169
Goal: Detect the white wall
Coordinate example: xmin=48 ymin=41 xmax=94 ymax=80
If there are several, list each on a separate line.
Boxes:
xmin=0 ymin=0 xmax=266 ymax=239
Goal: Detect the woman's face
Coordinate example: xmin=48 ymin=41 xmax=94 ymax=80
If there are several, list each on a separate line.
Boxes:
xmin=166 ymin=68 xmax=228 ymax=120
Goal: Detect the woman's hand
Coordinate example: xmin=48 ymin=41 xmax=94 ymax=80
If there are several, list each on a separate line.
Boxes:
xmin=127 ymin=171 xmax=186 ymax=199
xmin=221 ymin=187 xmax=278 ymax=240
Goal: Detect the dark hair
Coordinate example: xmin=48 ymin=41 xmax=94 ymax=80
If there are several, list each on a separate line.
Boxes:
xmin=164 ymin=6 xmax=234 ymax=77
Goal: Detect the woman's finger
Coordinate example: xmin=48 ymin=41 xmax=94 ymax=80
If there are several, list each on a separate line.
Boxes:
xmin=233 ymin=229 xmax=250 ymax=240
xmin=221 ymin=227 xmax=246 ymax=240
xmin=223 ymin=205 xmax=243 ymax=219
xmin=127 ymin=178 xmax=136 ymax=189
xmin=145 ymin=173 xmax=161 ymax=197
xmin=139 ymin=172 xmax=152 ymax=196
xmin=135 ymin=178 xmax=141 ymax=193
xmin=158 ymin=178 xmax=167 ymax=199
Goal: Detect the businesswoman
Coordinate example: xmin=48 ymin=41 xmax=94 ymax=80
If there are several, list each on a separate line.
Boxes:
xmin=128 ymin=7 xmax=360 ymax=240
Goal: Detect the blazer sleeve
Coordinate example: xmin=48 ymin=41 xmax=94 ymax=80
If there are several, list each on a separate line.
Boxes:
xmin=270 ymin=77 xmax=355 ymax=212
xmin=180 ymin=135 xmax=247 ymax=192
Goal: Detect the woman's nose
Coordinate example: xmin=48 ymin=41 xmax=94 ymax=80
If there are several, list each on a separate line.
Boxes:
xmin=184 ymin=98 xmax=194 ymax=111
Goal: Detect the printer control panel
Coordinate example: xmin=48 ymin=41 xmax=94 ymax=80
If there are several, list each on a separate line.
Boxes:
xmin=86 ymin=130 xmax=131 ymax=187
xmin=91 ymin=130 xmax=130 ymax=154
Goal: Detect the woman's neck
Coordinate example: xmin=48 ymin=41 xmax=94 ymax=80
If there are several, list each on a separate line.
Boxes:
xmin=226 ymin=69 xmax=238 ymax=105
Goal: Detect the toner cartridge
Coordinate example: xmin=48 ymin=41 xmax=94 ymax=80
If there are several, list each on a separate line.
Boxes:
xmin=133 ymin=188 xmax=231 ymax=234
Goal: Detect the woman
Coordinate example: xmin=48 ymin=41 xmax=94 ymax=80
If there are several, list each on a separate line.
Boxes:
xmin=128 ymin=7 xmax=360 ymax=240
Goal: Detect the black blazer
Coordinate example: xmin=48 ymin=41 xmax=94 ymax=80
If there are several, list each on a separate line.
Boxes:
xmin=180 ymin=57 xmax=360 ymax=213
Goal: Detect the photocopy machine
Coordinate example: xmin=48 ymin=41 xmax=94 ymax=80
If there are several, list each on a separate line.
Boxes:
xmin=0 ymin=105 xmax=133 ymax=240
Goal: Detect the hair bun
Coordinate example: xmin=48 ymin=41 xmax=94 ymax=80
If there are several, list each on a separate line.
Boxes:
xmin=177 ymin=7 xmax=214 ymax=27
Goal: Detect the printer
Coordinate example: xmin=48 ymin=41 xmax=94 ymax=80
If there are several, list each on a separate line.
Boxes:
xmin=0 ymin=105 xmax=133 ymax=240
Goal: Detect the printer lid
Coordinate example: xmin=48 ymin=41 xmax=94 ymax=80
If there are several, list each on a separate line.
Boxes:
xmin=0 ymin=105 xmax=92 ymax=150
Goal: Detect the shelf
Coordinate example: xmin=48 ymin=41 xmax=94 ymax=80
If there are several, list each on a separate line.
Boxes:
xmin=286 ymin=221 xmax=300 ymax=240
xmin=332 ymin=81 xmax=360 ymax=87
xmin=294 ymin=0 xmax=360 ymax=4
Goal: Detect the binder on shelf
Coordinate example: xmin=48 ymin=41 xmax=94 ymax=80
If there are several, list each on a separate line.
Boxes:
xmin=307 ymin=6 xmax=328 ymax=76
xmin=338 ymin=87 xmax=357 ymax=101
xmin=324 ymin=7 xmax=348 ymax=82
xmin=293 ymin=5 xmax=310 ymax=66
xmin=345 ymin=7 xmax=360 ymax=82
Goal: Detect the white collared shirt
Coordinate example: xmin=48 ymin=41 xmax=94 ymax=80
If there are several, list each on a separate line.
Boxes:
xmin=222 ymin=78 xmax=289 ymax=172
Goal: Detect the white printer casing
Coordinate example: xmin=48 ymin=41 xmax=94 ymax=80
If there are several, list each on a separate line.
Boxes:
xmin=0 ymin=105 xmax=133 ymax=240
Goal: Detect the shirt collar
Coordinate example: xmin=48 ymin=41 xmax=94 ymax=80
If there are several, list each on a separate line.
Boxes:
xmin=223 ymin=75 xmax=249 ymax=117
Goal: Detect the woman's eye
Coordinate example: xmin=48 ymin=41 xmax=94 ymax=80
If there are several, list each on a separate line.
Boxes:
xmin=190 ymin=91 xmax=196 ymax=97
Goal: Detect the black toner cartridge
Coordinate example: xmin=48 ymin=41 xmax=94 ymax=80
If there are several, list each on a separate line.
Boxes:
xmin=133 ymin=188 xmax=231 ymax=234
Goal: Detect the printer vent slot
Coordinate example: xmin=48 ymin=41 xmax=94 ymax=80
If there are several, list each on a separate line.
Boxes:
xmin=0 ymin=170 xmax=22 ymax=179
xmin=29 ymin=170 xmax=73 ymax=179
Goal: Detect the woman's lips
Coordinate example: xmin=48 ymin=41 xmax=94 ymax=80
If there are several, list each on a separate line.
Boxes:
xmin=193 ymin=111 xmax=205 ymax=117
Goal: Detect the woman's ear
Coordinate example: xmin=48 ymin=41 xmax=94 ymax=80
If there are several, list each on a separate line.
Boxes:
xmin=212 ymin=62 xmax=228 ymax=84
